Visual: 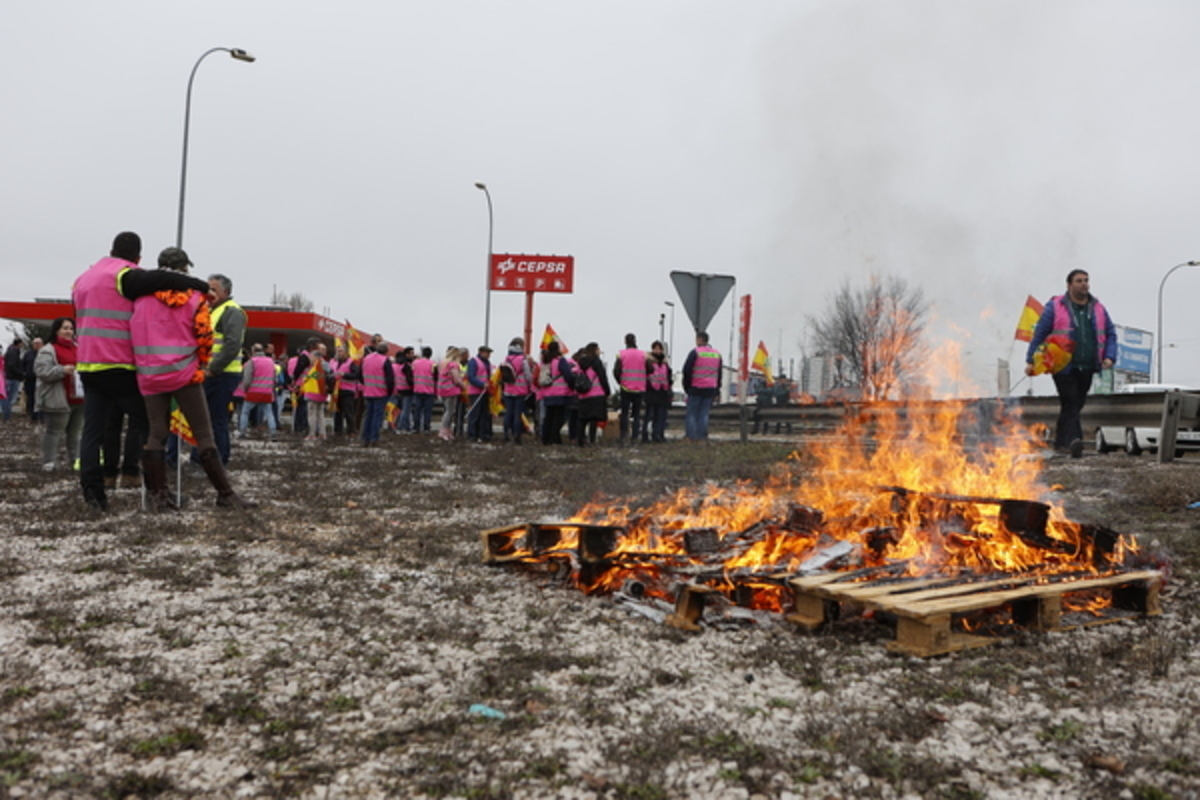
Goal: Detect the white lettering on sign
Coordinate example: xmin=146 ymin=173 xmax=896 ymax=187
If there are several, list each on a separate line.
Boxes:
xmin=497 ymin=257 xmax=568 ymax=275
xmin=316 ymin=318 xmax=345 ymax=338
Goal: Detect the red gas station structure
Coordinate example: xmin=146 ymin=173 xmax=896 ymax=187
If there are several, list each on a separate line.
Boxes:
xmin=0 ymin=297 xmax=365 ymax=359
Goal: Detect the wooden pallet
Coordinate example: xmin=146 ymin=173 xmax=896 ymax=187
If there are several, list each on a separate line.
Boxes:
xmin=787 ymin=569 xmax=1163 ymax=657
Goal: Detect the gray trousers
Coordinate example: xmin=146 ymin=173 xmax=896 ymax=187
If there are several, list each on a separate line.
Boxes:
xmin=41 ymin=405 xmax=84 ymax=466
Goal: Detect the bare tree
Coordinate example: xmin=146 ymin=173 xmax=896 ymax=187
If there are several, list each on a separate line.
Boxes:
xmin=809 ymin=275 xmax=929 ymax=401
xmin=270 ymin=288 xmax=315 ymax=313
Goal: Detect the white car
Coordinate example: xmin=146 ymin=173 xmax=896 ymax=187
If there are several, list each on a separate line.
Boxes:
xmin=1095 ymin=383 xmax=1200 ymax=455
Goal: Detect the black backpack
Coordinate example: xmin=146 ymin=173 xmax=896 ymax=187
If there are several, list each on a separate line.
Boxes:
xmin=573 ymin=370 xmax=593 ymax=394
xmin=499 ymin=363 xmax=516 ymax=384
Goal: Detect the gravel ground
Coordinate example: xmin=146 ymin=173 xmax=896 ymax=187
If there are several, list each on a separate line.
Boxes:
xmin=0 ymin=415 xmax=1197 ymax=800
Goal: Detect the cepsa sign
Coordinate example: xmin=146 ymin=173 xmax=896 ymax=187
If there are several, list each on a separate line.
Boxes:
xmin=489 ymin=254 xmax=574 ymax=293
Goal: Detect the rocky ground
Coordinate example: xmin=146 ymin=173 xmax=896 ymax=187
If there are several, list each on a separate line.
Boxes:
xmin=0 ymin=412 xmax=1198 ymax=800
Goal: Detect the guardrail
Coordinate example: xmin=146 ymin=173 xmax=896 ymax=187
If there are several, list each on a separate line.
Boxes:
xmin=685 ymin=391 xmax=1200 ymax=462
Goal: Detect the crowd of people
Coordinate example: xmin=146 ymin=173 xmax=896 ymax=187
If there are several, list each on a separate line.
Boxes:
xmin=1 ymin=231 xmax=730 ymax=514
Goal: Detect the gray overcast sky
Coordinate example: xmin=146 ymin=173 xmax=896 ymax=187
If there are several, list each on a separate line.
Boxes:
xmin=4 ymin=1 xmax=1199 ymax=394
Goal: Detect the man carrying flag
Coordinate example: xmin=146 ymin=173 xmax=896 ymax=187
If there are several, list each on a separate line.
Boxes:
xmin=1024 ymin=269 xmax=1117 ymax=458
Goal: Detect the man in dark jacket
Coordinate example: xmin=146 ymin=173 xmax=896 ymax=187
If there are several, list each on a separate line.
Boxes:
xmin=3 ymin=338 xmax=24 ymax=422
xmin=1025 ymin=268 xmax=1117 ymax=458
xmin=21 ymin=339 xmax=41 ymax=422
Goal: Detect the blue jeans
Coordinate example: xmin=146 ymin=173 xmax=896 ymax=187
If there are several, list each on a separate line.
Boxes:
xmin=205 ymin=372 xmax=241 ymax=464
xmin=239 ymin=401 xmax=277 ymax=435
xmin=685 ymin=394 xmax=714 ymax=440
xmin=412 ymin=393 xmax=434 ymax=432
xmin=361 ymin=397 xmax=387 ymax=443
xmin=2 ymin=378 xmax=20 ymax=420
xmin=503 ymin=394 xmax=526 ymax=442
xmin=398 ymin=394 xmax=414 ymax=432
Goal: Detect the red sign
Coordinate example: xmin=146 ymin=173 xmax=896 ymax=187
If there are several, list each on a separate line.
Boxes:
xmin=490 ymin=254 xmax=574 ymax=293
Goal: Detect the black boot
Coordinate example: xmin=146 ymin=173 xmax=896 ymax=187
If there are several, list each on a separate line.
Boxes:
xmin=197 ymin=447 xmax=257 ymax=509
xmin=141 ymin=450 xmax=179 ymax=512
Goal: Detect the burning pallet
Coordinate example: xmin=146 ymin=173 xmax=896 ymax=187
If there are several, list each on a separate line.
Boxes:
xmin=481 ymin=485 xmax=1163 ymax=656
xmin=787 ymin=568 xmax=1162 ymax=657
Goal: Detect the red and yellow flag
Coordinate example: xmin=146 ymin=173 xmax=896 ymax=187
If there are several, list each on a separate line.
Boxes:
xmin=751 ymin=340 xmax=774 ymax=385
xmin=1030 ymin=333 xmax=1074 ymax=375
xmin=1013 ymin=296 xmax=1044 ymax=343
xmin=488 ymin=368 xmax=505 ymax=416
xmin=169 ymin=402 xmax=197 ymax=447
xmin=540 ymin=323 xmax=566 ymax=353
xmin=344 ymin=320 xmax=368 ymax=359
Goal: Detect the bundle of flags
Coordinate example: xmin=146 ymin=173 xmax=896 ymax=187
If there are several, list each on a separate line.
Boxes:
xmin=1013 ymin=295 xmax=1072 ymax=375
xmin=750 ymin=340 xmax=774 ymax=385
xmin=336 ymin=320 xmax=368 ymax=359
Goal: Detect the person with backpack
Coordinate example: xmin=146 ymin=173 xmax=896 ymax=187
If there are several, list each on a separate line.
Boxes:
xmin=539 ymin=341 xmax=576 ymax=445
xmin=500 ymin=337 xmax=533 ymax=444
xmin=574 ymin=342 xmax=611 ymax=446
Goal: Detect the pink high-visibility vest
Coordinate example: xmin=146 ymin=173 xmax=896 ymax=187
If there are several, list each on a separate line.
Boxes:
xmin=617 ymin=348 xmax=647 ymax=392
xmin=73 ymin=257 xmax=137 ymax=371
xmin=130 ymin=288 xmax=204 ymax=395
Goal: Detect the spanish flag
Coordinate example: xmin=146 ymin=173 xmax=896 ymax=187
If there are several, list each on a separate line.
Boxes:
xmin=1013 ymin=296 xmax=1044 ymax=343
xmin=751 ymin=340 xmax=774 ymax=385
xmin=540 ymin=323 xmax=566 ymax=353
xmin=344 ymin=320 xmax=368 ymax=359
xmin=169 ymin=401 xmax=197 ymax=447
xmin=488 ymin=368 xmax=505 ymax=416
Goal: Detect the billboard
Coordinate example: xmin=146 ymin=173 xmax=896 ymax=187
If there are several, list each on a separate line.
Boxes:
xmin=1114 ymin=325 xmax=1152 ymax=377
xmin=490 ymin=254 xmax=574 ymax=293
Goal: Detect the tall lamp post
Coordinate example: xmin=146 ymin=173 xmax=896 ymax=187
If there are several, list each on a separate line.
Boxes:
xmin=475 ymin=182 xmax=494 ymax=348
xmin=176 ymin=47 xmax=256 ymax=248
xmin=1156 ymin=260 xmax=1200 ymax=383
xmin=663 ymin=300 xmax=675 ymax=359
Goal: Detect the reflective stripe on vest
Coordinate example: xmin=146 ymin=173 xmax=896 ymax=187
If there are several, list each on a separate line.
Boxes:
xmin=648 ymin=360 xmax=669 ymax=391
xmin=411 ymin=358 xmax=435 ymax=394
xmin=130 ymin=288 xmax=203 ymax=394
xmin=361 ymin=352 xmax=390 ymax=398
xmin=209 ymin=300 xmax=245 ymax=374
xmin=582 ymin=365 xmax=605 ymax=398
xmin=692 ymin=346 xmax=720 ymax=389
xmin=543 ymin=357 xmax=573 ymax=397
xmin=468 ymin=356 xmax=490 ymax=395
xmin=335 ymin=358 xmax=360 ymax=392
xmin=72 ymin=257 xmax=136 ymax=371
xmin=394 ymin=360 xmax=411 ymax=392
xmin=247 ymin=356 xmax=275 ymax=402
xmin=618 ymin=348 xmax=647 ymax=391
xmin=437 ymin=360 xmax=462 ymax=397
xmin=504 ymin=353 xmax=530 ymax=396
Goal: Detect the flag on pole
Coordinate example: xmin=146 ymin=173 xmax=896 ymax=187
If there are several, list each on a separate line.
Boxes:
xmin=751 ymin=340 xmax=774 ymax=385
xmin=1013 ymin=296 xmax=1044 ymax=342
xmin=169 ymin=401 xmax=197 ymax=447
xmin=540 ymin=323 xmax=566 ymax=353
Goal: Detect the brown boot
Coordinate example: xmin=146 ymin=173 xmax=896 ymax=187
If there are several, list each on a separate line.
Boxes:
xmin=197 ymin=447 xmax=257 ymax=509
xmin=141 ymin=450 xmax=179 ymax=512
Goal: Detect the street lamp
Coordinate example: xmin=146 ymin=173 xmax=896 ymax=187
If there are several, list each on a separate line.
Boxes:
xmin=475 ymin=182 xmax=494 ymax=348
xmin=663 ymin=300 xmax=675 ymax=359
xmin=176 ymin=47 xmax=256 ymax=248
xmin=1156 ymin=260 xmax=1200 ymax=383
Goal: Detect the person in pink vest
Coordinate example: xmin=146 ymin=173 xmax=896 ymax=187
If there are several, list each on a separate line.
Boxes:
xmin=238 ymin=343 xmax=278 ymax=438
xmin=437 ymin=346 xmax=467 ymax=441
xmin=682 ymin=330 xmax=722 ymax=441
xmin=131 ymin=246 xmax=255 ymax=510
xmin=642 ymin=340 xmax=673 ymax=443
xmin=539 ymin=340 xmax=577 ymax=445
xmin=360 ymin=343 xmax=395 ymax=447
xmin=72 ymin=232 xmax=209 ymax=512
xmin=394 ymin=346 xmax=416 ymax=433
xmin=331 ymin=344 xmax=361 ymax=436
xmin=612 ymin=333 xmax=648 ymax=444
xmin=500 ymin=337 xmax=533 ymax=444
xmin=300 ymin=343 xmax=334 ymax=441
xmin=410 ymin=346 xmax=436 ymax=433
xmin=574 ymin=342 xmax=611 ymax=446
xmin=465 ymin=345 xmax=494 ymax=443
xmin=1025 ymin=268 xmax=1118 ymax=457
